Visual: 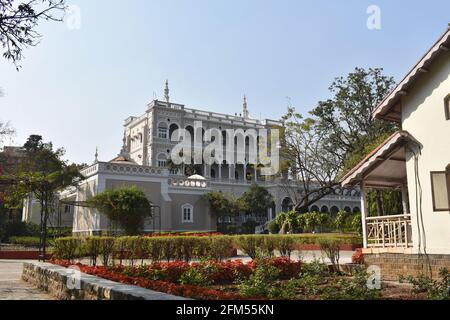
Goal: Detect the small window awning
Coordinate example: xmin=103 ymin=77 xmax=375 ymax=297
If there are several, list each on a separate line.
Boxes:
xmin=340 ymin=131 xmax=420 ymax=189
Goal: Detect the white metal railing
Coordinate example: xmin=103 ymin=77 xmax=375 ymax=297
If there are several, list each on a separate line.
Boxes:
xmin=366 ymin=214 xmax=412 ymax=248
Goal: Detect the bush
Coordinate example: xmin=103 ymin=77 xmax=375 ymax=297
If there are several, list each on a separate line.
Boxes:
xmin=318 ymin=238 xmax=342 ymax=272
xmin=352 ymin=248 xmax=364 ymax=264
xmin=207 ymin=236 xmax=235 ymax=261
xmin=267 ymin=220 xmax=280 ymax=234
xmin=53 ymin=237 xmax=83 ymax=262
xmin=240 ymin=220 xmax=258 ymax=234
xmin=88 ymin=187 xmax=152 ymax=236
xmin=1 ymin=221 xmax=40 ymax=242
xmin=179 ymin=267 xmax=212 ymax=287
xmin=298 ymin=212 xmax=330 ymax=233
xmin=234 ymin=235 xmax=264 ymax=259
xmin=50 ymin=234 xmax=361 ymax=265
xmin=8 ymin=236 xmax=43 ymax=248
xmin=400 ymin=268 xmax=450 ymax=300
xmin=277 ymin=236 xmax=296 ymax=259
xmin=98 ymin=237 xmax=115 ymax=267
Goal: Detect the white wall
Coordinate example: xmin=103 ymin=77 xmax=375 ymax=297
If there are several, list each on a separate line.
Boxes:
xmin=402 ymin=51 xmax=450 ymax=254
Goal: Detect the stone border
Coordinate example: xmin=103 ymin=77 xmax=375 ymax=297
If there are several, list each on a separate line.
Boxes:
xmin=22 ymin=262 xmax=189 ymax=300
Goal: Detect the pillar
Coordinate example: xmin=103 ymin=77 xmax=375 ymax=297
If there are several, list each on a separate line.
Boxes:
xmin=360 ymin=182 xmax=369 ymax=249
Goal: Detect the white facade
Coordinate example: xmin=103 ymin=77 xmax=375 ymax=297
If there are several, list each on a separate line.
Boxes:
xmin=342 ymin=27 xmax=450 ymax=255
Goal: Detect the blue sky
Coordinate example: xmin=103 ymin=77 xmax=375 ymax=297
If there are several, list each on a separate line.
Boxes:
xmin=1 ymin=0 xmax=449 ymax=164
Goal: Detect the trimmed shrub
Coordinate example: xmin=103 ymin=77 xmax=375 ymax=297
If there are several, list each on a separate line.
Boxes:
xmin=51 ymin=234 xmax=361 ymax=265
xmin=98 ymin=237 xmax=116 ymax=267
xmin=53 ymin=237 xmax=83 ymax=262
xmin=8 ymin=236 xmax=43 ymax=248
xmin=267 ymin=220 xmax=280 ymax=234
xmin=276 ymin=236 xmax=296 ymax=259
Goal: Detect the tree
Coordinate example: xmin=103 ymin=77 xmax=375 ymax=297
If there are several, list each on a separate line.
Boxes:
xmin=203 ymin=191 xmax=243 ymax=232
xmin=281 ymin=67 xmax=397 ymax=213
xmin=0 ymin=0 xmax=67 ymax=69
xmin=239 ymin=183 xmax=273 ymax=217
xmin=281 ymin=109 xmax=341 ymax=213
xmin=2 ymin=135 xmax=82 ymax=259
xmin=88 ymin=186 xmax=152 ymax=236
xmin=310 ymin=67 xmax=397 ymax=169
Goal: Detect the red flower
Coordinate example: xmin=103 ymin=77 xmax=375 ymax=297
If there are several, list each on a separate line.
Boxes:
xmin=352 ymin=249 xmax=364 ymax=264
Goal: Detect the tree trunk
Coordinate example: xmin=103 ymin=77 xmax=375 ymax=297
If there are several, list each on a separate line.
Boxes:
xmin=375 ymin=190 xmax=384 ymax=216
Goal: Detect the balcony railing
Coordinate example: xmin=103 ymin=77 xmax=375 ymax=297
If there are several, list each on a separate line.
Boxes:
xmin=366 ymin=214 xmax=412 ymax=248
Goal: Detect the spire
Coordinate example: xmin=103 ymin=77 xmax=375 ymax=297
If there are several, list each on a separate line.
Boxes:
xmin=119 ymin=131 xmax=130 ymax=159
xmin=164 ymin=80 xmax=170 ymax=104
xmin=242 ymin=95 xmax=249 ymax=119
xmin=94 ymin=147 xmax=98 ymax=163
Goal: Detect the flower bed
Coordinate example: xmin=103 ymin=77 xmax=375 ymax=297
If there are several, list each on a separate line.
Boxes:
xmin=51 ymin=257 xmax=302 ymax=300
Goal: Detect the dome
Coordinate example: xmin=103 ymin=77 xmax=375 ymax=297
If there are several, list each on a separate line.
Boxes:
xmin=188 ymin=174 xmax=206 ymax=180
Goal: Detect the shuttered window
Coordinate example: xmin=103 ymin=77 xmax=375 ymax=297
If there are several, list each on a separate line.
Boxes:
xmin=430 ymin=172 xmax=450 ymax=211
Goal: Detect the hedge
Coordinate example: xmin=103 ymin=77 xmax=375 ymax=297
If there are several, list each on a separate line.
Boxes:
xmin=8 ymin=236 xmax=42 ymax=248
xmin=53 ymin=234 xmax=362 ymax=265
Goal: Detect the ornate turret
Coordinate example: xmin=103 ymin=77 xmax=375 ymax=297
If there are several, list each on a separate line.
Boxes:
xmin=118 ymin=131 xmax=130 ymax=159
xmin=94 ymin=147 xmax=98 ymax=163
xmin=164 ymin=80 xmax=170 ymax=104
xmin=242 ymin=95 xmax=249 ymax=119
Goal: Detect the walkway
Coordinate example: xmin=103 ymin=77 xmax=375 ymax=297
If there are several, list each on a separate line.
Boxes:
xmin=0 ymin=260 xmax=53 ymax=300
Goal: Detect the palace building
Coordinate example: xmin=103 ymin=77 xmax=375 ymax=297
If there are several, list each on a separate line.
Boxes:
xmin=22 ymin=83 xmax=360 ymax=234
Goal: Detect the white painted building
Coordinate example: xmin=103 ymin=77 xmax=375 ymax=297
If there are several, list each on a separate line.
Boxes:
xmin=341 ymin=26 xmax=450 ymax=279
xmin=23 ymin=83 xmax=360 ymax=234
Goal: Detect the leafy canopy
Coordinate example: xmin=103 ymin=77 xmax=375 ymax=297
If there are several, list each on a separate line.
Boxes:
xmin=0 ymin=0 xmax=67 ymax=69
xmin=88 ymin=186 xmax=152 ymax=236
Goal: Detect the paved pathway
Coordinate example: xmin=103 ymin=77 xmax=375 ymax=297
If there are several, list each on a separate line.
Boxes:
xmin=0 ymin=260 xmax=54 ymax=300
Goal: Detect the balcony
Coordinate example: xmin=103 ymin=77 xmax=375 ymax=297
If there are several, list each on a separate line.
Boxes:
xmin=366 ymin=214 xmax=412 ymax=248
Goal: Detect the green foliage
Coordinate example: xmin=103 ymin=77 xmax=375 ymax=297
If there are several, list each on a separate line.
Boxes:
xmin=234 ymin=235 xmax=264 ymax=259
xmin=205 ymin=185 xmax=273 ymax=234
xmin=267 ymin=220 xmax=280 ymax=234
xmin=276 ymin=236 xmax=296 ymax=259
xmin=53 ymin=237 xmax=83 ymax=262
xmin=240 ymin=220 xmax=257 ymax=234
xmin=400 ymin=268 xmax=450 ymax=300
xmin=318 ymin=238 xmax=343 ymax=271
xmin=340 ymin=131 xmax=393 ymax=179
xmin=297 ymin=212 xmax=330 ymax=233
xmin=88 ymin=187 xmax=152 ymax=236
xmin=180 ymin=267 xmax=212 ymax=287
xmin=351 ymin=214 xmax=362 ymax=235
xmin=367 ymin=190 xmax=403 ymax=217
xmin=0 ymin=221 xmax=39 ymax=242
xmin=52 ymin=234 xmax=361 ymax=265
xmin=237 ymin=262 xmax=281 ymax=298
xmin=8 ymin=236 xmax=48 ymax=248
xmin=1 ymin=135 xmax=81 ymax=257
xmin=322 ymin=268 xmax=382 ymax=300
xmin=203 ymin=191 xmax=243 ymax=233
xmin=239 ymin=184 xmax=274 ymax=215
xmin=275 ymin=210 xmax=300 ymax=233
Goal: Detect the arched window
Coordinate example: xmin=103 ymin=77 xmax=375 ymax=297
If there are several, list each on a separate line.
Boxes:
xmin=281 ymin=197 xmax=293 ymax=212
xmin=321 ymin=206 xmax=329 ymax=214
xmin=310 ymin=205 xmax=320 ymax=213
xmin=344 ymin=206 xmax=352 ymax=213
xmin=353 ymin=207 xmax=361 ymax=214
xmin=169 ymin=123 xmax=179 ymax=140
xmin=181 ymin=204 xmax=194 ymax=223
xmin=157 ymin=153 xmax=167 ymax=168
xmin=330 ymin=206 xmax=339 ymax=217
xmin=158 ymin=122 xmax=168 ymax=139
